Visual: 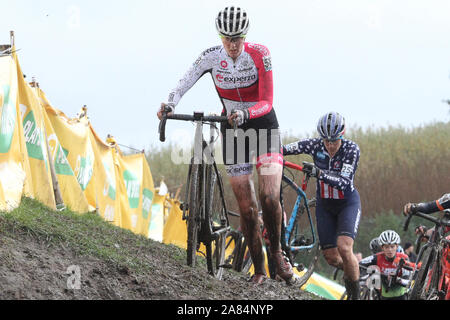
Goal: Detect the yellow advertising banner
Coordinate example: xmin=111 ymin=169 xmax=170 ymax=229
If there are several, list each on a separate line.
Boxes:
xmin=162 ymin=198 xmax=187 ymax=248
xmin=14 ymin=54 xmax=56 ymax=210
xmin=89 ymin=127 xmax=121 ymax=226
xmin=45 ymin=107 xmax=96 ymax=211
xmin=139 ymin=156 xmax=155 ymax=237
xmin=117 ymin=153 xmax=155 ymax=237
xmin=33 ymin=88 xmax=90 ymax=213
xmin=0 ymin=54 xmax=28 ymax=211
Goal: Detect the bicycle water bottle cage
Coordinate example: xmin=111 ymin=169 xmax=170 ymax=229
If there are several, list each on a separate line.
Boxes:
xmin=194 ymin=111 xmax=204 ymax=120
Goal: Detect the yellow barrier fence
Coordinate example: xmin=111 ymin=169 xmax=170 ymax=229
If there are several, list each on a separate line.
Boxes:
xmin=0 ymin=49 xmax=156 ymax=238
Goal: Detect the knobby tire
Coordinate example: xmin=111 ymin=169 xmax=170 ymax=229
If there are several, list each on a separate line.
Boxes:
xmin=408 ymin=245 xmax=435 ymax=300
xmin=205 ymin=164 xmax=226 ymax=279
xmin=288 ymin=201 xmax=320 ymax=288
xmin=294 ymin=245 xmax=320 ymax=288
xmin=186 ymin=163 xmax=201 ymax=267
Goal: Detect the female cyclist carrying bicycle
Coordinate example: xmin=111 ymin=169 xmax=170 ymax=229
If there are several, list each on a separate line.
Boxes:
xmin=283 ymin=111 xmax=362 ymax=299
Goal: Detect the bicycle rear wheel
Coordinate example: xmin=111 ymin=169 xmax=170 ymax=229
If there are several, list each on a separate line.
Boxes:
xmin=288 ymin=200 xmax=320 ymax=288
xmin=230 ymin=232 xmax=247 ymax=272
xmin=425 ymin=249 xmax=443 ymax=300
xmin=408 ymin=245 xmax=435 ymax=300
xmin=241 ymin=248 xmax=253 ymax=275
xmin=186 ymin=163 xmax=202 ymax=267
xmin=205 ymin=164 xmax=227 ymax=279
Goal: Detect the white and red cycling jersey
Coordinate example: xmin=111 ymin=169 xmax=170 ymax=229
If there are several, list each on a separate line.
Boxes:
xmin=166 ymin=42 xmax=278 ymax=129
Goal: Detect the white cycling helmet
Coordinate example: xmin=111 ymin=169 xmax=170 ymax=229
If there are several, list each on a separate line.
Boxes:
xmin=215 ymin=6 xmax=250 ymax=37
xmin=378 ymin=230 xmax=401 ymax=245
xmin=317 ymin=111 xmax=346 ymax=141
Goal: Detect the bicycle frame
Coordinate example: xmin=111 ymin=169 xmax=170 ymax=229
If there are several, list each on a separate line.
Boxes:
xmin=282 ymin=161 xmax=317 ymax=252
xmin=159 ymin=110 xmax=231 ymax=279
xmin=178 ymin=113 xmax=228 ymax=225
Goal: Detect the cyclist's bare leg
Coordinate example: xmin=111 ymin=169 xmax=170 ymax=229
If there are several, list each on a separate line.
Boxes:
xmin=322 ymin=236 xmax=359 ymax=281
xmin=229 ymin=174 xmax=265 ymax=275
xmin=322 ymin=248 xmax=344 ymax=270
xmin=337 ymin=236 xmax=359 ymax=282
xmin=257 ymin=163 xmax=283 ymax=254
xmin=258 ymin=162 xmax=294 ymax=282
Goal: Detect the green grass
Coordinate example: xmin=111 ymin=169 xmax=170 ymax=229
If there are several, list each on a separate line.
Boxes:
xmin=0 ymin=197 xmax=177 ymax=274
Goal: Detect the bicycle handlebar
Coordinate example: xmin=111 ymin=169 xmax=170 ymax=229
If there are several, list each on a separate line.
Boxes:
xmin=158 ymin=109 xmax=229 ymax=142
xmin=403 ymin=210 xmax=450 ymax=232
xmin=159 ymin=109 xmax=169 ymax=142
xmin=283 ymin=160 xmax=303 ymax=172
xmin=402 ymin=212 xmax=414 ymax=232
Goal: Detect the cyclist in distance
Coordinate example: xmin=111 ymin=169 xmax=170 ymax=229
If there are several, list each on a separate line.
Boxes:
xmin=359 ymin=230 xmax=412 ymax=300
xmin=403 ymin=193 xmax=450 ymax=299
xmin=157 ymin=6 xmax=293 ymax=284
xmin=283 ymin=112 xmax=362 ymax=299
xmin=370 ymin=236 xmax=404 ymax=254
xmin=369 ymin=237 xmax=381 ymax=254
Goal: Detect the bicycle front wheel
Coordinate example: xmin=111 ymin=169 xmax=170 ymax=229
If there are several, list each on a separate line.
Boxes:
xmin=186 ymin=163 xmax=202 ymax=267
xmin=205 ymin=164 xmax=227 ymax=279
xmin=408 ymin=245 xmax=435 ymax=300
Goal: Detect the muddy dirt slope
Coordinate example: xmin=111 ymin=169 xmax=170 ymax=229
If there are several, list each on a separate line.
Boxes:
xmin=0 ymin=198 xmax=321 ymax=300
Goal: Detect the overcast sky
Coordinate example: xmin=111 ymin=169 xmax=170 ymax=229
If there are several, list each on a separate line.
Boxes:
xmin=1 ymin=0 xmax=449 ymax=151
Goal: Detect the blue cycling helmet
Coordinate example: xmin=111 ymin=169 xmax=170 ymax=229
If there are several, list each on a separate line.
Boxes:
xmin=317 ymin=112 xmax=346 ymax=140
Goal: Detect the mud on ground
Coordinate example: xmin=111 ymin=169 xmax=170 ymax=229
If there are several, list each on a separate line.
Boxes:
xmin=0 ymin=201 xmax=321 ymax=300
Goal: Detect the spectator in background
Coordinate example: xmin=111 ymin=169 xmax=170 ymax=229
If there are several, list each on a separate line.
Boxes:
xmin=403 ymin=242 xmax=417 ymax=263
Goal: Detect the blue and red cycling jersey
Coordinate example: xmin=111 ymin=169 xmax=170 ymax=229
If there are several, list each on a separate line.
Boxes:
xmin=283 ymin=138 xmax=360 ymax=200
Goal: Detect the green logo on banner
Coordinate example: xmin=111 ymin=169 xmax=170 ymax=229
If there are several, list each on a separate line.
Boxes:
xmin=48 ymin=134 xmax=74 ymax=176
xmin=142 ymin=188 xmax=154 ymax=219
xmin=0 ymin=85 xmax=16 ymax=153
xmin=23 ymin=110 xmax=45 ymax=160
xmin=55 ymin=146 xmax=74 ymax=176
xmin=123 ymin=170 xmax=141 ymax=209
xmin=75 ymin=154 xmax=94 ymax=191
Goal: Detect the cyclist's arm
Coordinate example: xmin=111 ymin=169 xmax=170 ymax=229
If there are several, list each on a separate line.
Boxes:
xmin=318 ymin=144 xmax=360 ymax=191
xmin=359 ymin=254 xmax=377 ymax=272
xmin=245 ymin=44 xmax=274 ymax=121
xmin=165 ymin=47 xmax=218 ymax=108
xmin=394 ymin=254 xmax=413 ymax=278
xmin=282 ymin=138 xmax=320 ymax=156
xmin=415 ymin=193 xmax=450 ymax=214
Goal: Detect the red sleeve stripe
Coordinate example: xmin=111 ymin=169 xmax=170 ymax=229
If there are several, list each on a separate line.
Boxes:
xmin=437 ymin=200 xmax=445 ymax=211
xmin=247 ymin=101 xmax=273 ymax=119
